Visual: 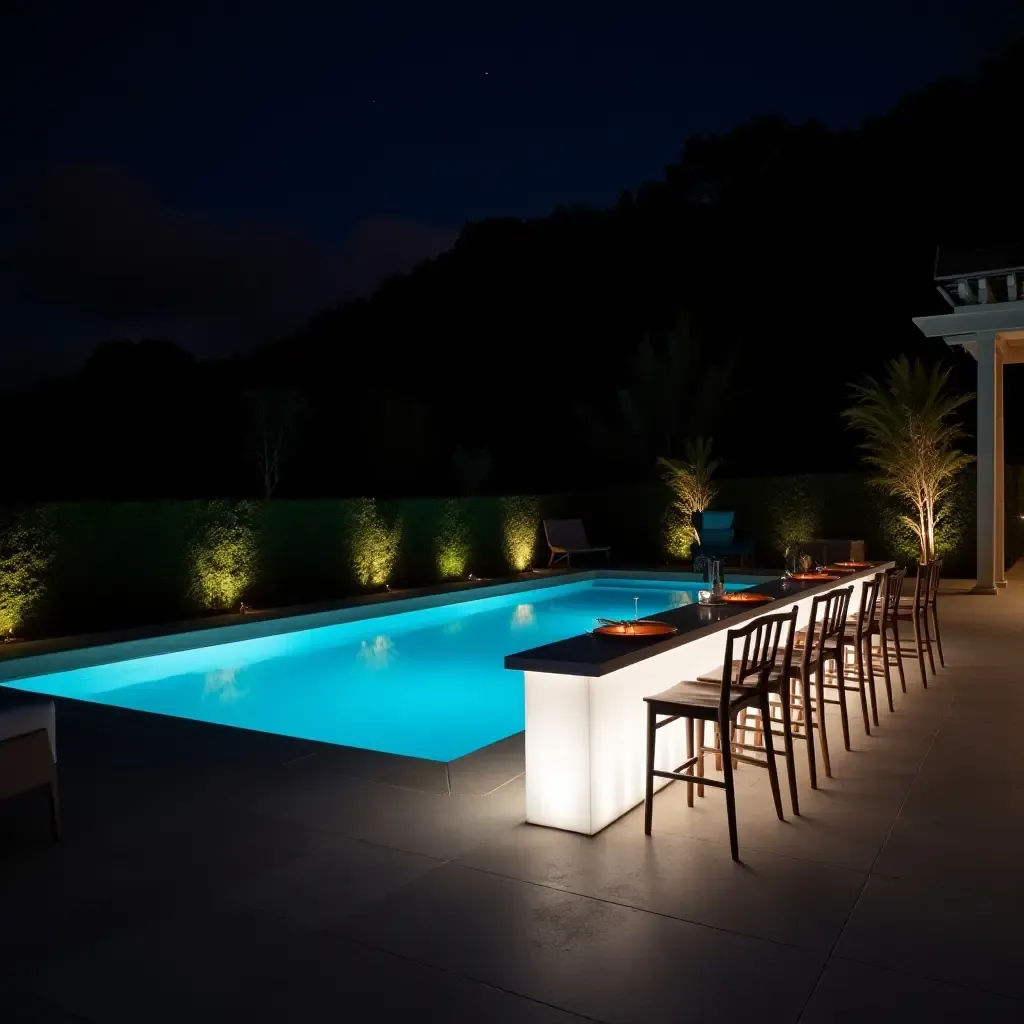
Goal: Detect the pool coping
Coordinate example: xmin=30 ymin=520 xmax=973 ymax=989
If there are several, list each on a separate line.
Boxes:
xmin=0 ymin=566 xmax=776 ymax=684
xmin=505 ymin=563 xmax=889 ymax=677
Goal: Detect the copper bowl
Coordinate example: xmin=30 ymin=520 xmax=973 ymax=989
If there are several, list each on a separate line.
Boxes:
xmin=594 ymin=620 xmax=678 ymax=637
xmin=722 ymin=592 xmax=772 ymax=603
xmin=789 ymin=573 xmax=840 ymax=582
xmin=832 ymin=561 xmax=870 ymax=569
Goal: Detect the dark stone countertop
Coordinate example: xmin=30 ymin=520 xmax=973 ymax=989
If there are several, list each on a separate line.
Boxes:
xmin=504 ymin=563 xmax=893 ymax=678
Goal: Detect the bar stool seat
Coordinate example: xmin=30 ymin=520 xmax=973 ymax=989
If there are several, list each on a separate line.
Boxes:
xmin=696 ymin=661 xmax=786 ymax=686
xmin=646 ymin=678 xmax=754 ymax=709
xmin=792 ymin=631 xmax=844 ymax=655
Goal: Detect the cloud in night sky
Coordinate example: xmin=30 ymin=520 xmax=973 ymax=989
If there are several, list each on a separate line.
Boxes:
xmin=1 ymin=163 xmax=456 ymax=363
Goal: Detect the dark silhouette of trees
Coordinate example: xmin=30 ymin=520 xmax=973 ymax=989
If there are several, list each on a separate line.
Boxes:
xmin=450 ymin=445 xmax=494 ymax=495
xmin=577 ymin=312 xmax=734 ymax=473
xmin=247 ymin=387 xmax=303 ymax=499
xmin=2 ymin=40 xmax=1022 ymax=500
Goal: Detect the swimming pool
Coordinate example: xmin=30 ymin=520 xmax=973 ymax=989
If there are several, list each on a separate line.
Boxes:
xmin=2 ymin=575 xmax=752 ymax=761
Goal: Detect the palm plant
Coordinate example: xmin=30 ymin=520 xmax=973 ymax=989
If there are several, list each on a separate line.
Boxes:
xmin=658 ymin=437 xmax=721 ymax=547
xmin=844 ymin=356 xmax=973 ymax=563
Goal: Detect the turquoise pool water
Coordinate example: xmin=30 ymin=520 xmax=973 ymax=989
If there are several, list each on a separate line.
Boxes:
xmin=3 ymin=577 xmax=750 ymax=761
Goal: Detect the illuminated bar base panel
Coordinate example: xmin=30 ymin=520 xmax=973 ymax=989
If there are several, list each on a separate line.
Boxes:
xmin=520 ymin=569 xmax=887 ymax=835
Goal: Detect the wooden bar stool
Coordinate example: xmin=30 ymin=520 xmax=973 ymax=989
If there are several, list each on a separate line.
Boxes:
xmin=786 ymin=586 xmax=853 ymax=784
xmin=643 ymin=607 xmax=799 ymax=861
xmin=850 ymin=572 xmax=884 ymax=730
xmin=867 ymin=566 xmax=907 ymax=710
xmin=918 ymin=561 xmax=939 ymax=676
xmin=795 ymin=578 xmax=879 ymax=739
xmin=895 ymin=562 xmax=932 ymax=688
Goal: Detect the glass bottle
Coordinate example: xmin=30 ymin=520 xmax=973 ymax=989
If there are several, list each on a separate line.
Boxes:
xmin=711 ymin=558 xmax=725 ymax=598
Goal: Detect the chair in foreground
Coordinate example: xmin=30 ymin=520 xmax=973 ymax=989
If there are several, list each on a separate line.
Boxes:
xmin=643 ymin=607 xmax=798 ymax=861
xmin=543 ymin=519 xmax=610 ymax=568
xmin=0 ymin=692 xmax=60 ymax=841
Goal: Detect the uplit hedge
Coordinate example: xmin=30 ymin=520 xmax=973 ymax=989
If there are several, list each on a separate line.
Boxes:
xmin=0 ymin=505 xmax=54 ymax=637
xmin=0 ymin=467 xmax=1006 ymax=640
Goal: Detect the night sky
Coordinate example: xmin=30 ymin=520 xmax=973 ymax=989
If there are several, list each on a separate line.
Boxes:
xmin=2 ymin=0 xmax=1021 ymax=370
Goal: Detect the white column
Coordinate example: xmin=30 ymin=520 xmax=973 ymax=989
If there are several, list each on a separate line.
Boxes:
xmin=995 ymin=342 xmax=1006 ymax=587
xmin=974 ymin=331 xmax=998 ymax=594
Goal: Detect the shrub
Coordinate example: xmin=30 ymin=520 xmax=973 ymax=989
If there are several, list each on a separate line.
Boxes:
xmin=189 ymin=500 xmax=258 ymax=611
xmin=501 ymin=495 xmax=539 ymax=571
xmin=435 ymin=499 xmax=470 ymax=579
xmin=350 ymin=497 xmax=402 ymax=586
xmin=661 ymin=506 xmax=694 ymax=561
xmin=768 ymin=477 xmax=822 ymax=563
xmin=0 ymin=505 xmax=55 ymax=637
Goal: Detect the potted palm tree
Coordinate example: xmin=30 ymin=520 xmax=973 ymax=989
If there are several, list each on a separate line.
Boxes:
xmin=844 ymin=356 xmax=973 ymax=563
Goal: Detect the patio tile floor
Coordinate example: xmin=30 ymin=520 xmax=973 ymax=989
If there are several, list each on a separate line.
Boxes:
xmin=3 ymin=577 xmax=1023 ymax=1021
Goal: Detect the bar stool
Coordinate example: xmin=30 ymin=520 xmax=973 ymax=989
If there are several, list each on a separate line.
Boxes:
xmin=643 ymin=607 xmax=799 ymax=861
xmin=916 ymin=561 xmax=940 ymax=676
xmin=924 ymin=559 xmax=944 ymax=667
xmin=786 ymin=586 xmax=853 ymax=786
xmin=849 ymin=572 xmax=884 ymax=730
xmin=868 ymin=566 xmax=907 ymax=710
xmin=894 ymin=562 xmax=932 ymax=688
xmin=795 ymin=577 xmax=880 ymax=739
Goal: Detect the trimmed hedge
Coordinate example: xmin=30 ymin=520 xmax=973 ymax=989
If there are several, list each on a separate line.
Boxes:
xmin=0 ymin=467 xmax=1011 ymax=640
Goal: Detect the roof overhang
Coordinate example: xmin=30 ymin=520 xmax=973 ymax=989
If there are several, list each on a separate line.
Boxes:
xmin=913 ymin=301 xmax=1024 ymax=363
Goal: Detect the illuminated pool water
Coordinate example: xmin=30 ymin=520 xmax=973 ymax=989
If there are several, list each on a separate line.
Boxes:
xmin=3 ymin=576 xmax=751 ymax=761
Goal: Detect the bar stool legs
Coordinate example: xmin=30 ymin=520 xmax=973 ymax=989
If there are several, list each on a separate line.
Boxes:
xmin=860 ymin=635 xmax=880 ymax=727
xmin=912 ymin=608 xmax=929 ymax=688
xmin=696 ymin=720 xmax=705 ymax=798
xmin=780 ymin=678 xmax=799 ymax=815
xmin=685 ymin=717 xmax=695 ymax=808
xmin=814 ymin=670 xmax=832 ymax=778
xmin=931 ymin=598 xmax=945 ymax=667
xmin=849 ymin=642 xmax=873 ymax=735
xmin=759 ymin=692 xmax=784 ymax=821
xmin=889 ymin=618 xmax=908 ymax=693
xmin=922 ymin=604 xmax=938 ymax=676
xmin=835 ymin=655 xmax=852 ymax=751
xmin=644 ymin=704 xmax=656 ymax=835
xmin=719 ymin=710 xmax=739 ymax=861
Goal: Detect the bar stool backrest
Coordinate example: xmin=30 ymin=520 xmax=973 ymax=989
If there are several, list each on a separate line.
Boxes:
xmin=721 ymin=607 xmax=799 ymax=710
xmin=854 ymin=572 xmax=884 ymax=642
xmin=927 ymin=559 xmax=942 ymax=608
xmin=881 ymin=566 xmax=907 ymax=628
xmin=911 ymin=562 xmax=930 ymax=615
xmin=801 ymin=585 xmax=854 ymax=670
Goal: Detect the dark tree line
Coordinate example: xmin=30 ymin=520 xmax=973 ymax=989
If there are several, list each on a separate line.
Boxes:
xmin=3 ymin=41 xmax=1023 ymax=501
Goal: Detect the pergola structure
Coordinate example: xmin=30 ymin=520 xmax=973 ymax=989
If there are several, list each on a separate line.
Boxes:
xmin=913 ymin=246 xmax=1024 ymax=593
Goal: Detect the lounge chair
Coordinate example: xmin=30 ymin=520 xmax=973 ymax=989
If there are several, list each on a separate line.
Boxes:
xmin=544 ymin=519 xmax=611 ymax=568
xmin=691 ymin=510 xmax=753 ymax=565
xmin=0 ymin=691 xmax=60 ymax=840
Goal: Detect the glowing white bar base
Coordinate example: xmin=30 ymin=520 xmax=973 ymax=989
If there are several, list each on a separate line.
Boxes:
xmin=524 ymin=577 xmax=868 ymax=835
